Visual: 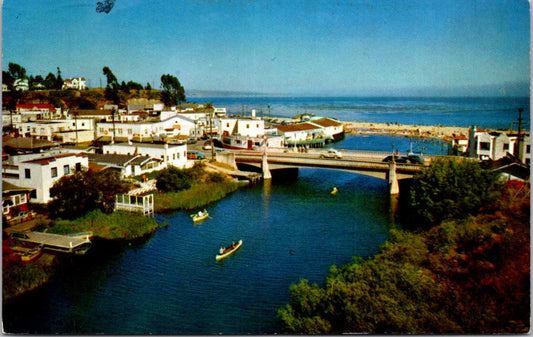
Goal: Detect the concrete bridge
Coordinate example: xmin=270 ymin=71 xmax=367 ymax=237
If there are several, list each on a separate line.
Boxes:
xmin=218 ymin=149 xmax=430 ymax=195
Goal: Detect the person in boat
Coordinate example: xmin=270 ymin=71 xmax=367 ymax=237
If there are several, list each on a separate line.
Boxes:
xmin=219 ymin=246 xmax=225 ymax=254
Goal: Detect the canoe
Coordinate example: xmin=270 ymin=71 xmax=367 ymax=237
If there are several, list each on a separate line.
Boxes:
xmin=216 ymin=240 xmax=243 ymax=261
xmin=191 ymin=209 xmax=209 ymax=223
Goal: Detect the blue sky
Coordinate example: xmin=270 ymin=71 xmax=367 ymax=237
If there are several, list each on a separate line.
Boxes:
xmin=2 ymin=0 xmax=530 ymax=96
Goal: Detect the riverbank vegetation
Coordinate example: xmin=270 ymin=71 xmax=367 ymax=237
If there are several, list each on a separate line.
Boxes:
xmin=153 ymin=163 xmax=239 ymax=212
xmin=46 ymin=210 xmax=159 ymax=240
xmin=278 ymin=158 xmax=530 ymax=334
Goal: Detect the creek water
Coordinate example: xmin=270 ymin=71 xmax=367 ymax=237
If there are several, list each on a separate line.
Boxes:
xmin=3 ymin=133 xmax=450 ymax=334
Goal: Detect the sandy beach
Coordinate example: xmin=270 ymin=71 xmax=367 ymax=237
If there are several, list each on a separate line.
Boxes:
xmin=343 ymin=121 xmax=470 ymax=142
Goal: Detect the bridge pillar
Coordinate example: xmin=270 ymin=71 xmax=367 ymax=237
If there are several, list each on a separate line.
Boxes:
xmin=262 ymin=153 xmax=272 ymax=180
xmin=388 ymin=161 xmax=400 ymax=195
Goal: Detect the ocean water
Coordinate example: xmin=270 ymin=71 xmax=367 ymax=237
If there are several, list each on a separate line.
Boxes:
xmin=190 ymin=96 xmax=530 ymax=130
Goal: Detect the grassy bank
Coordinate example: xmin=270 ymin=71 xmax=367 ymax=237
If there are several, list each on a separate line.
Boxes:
xmin=3 ymin=263 xmax=56 ymax=302
xmin=155 ymin=180 xmax=239 ymax=213
xmin=46 ymin=210 xmax=160 ymax=240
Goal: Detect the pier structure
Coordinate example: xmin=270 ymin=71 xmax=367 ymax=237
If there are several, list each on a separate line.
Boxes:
xmin=115 ymin=192 xmax=154 ymax=216
xmin=11 ymin=231 xmax=92 ymax=254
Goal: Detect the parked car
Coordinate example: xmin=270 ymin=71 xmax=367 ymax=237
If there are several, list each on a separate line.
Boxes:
xmin=320 ymin=149 xmax=343 ymax=159
xmin=187 ymin=150 xmax=205 ymax=160
xmin=407 ymin=153 xmax=424 ymax=165
xmin=202 ymin=141 xmax=212 ymax=150
xmin=382 ymin=155 xmax=409 ymax=163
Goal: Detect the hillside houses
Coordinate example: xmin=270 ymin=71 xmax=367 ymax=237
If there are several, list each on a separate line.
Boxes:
xmin=62 ymin=77 xmax=87 ymax=90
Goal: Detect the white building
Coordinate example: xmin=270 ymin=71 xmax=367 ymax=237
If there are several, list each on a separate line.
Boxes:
xmin=88 ymin=153 xmax=163 ymax=178
xmin=96 ymin=115 xmax=197 ymax=142
xmin=468 ymin=126 xmax=531 ymax=164
xmin=2 ymin=153 xmax=89 ymax=203
xmin=62 ymin=77 xmax=87 ymax=90
xmin=16 ymin=103 xmax=60 ymax=120
xmin=17 ymin=119 xmax=95 ymax=143
xmin=102 ymin=142 xmax=188 ymax=169
xmin=14 ymin=79 xmax=29 ymax=91
xmin=219 ymin=118 xmax=265 ymax=138
xmin=311 ymin=118 xmax=345 ymax=141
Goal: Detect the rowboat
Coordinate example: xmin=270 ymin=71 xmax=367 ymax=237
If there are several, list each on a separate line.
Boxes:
xmin=191 ymin=209 xmax=209 ymax=223
xmin=331 ymin=187 xmax=338 ymax=195
xmin=21 ymin=244 xmax=43 ymax=262
xmin=216 ymin=240 xmax=243 ymax=261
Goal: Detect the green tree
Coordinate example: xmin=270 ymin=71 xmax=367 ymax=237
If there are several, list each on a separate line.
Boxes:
xmin=145 ymin=82 xmax=152 ymax=91
xmin=8 ymin=62 xmax=26 ymax=80
xmin=102 ymin=66 xmax=121 ymax=104
xmin=49 ymin=169 xmax=129 ymax=219
xmin=160 ymin=74 xmax=185 ymax=107
xmin=44 ymin=72 xmax=57 ymax=89
xmin=410 ymin=158 xmax=503 ymax=228
xmin=2 ymin=71 xmax=14 ymax=89
xmin=54 ymin=67 xmax=63 ymax=89
xmin=155 ymin=166 xmax=194 ymax=192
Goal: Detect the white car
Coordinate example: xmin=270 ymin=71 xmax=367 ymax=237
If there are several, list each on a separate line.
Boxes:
xmin=320 ymin=149 xmax=342 ymax=159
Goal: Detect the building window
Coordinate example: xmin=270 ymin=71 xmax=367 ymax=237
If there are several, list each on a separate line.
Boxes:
xmin=480 ymin=142 xmax=490 ymax=151
xmin=75 ymin=162 xmax=82 ymax=171
xmin=246 ymin=124 xmax=250 ymax=128
xmin=64 ymin=165 xmax=70 ymax=175
xmin=128 ymin=129 xmax=133 ymax=135
xmin=227 ymin=123 xmax=230 ymax=127
xmin=25 ymin=169 xmax=31 ymax=179
xmin=118 ymin=128 xmax=123 ymax=135
xmin=51 ymin=167 xmax=58 ymax=178
xmin=503 ymin=144 xmax=509 ymax=151
xmin=527 ymin=145 xmax=531 ymax=154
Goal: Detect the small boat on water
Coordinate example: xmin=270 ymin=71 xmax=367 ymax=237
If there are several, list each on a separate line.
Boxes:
xmin=21 ymin=244 xmax=44 ymax=262
xmin=191 ymin=209 xmax=209 ymax=223
xmin=331 ymin=187 xmax=338 ymax=195
xmin=216 ymin=240 xmax=243 ymax=261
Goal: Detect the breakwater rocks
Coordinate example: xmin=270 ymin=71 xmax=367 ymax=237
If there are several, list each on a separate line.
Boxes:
xmin=344 ymin=122 xmax=469 ymax=142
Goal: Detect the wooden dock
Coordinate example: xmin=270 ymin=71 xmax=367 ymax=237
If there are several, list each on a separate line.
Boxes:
xmin=11 ymin=231 xmax=92 ymax=255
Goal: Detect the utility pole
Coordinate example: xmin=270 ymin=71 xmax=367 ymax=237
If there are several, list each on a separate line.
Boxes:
xmin=111 ymin=107 xmax=116 ymax=144
xmin=513 ymin=108 xmax=527 ymax=161
xmin=209 ymin=108 xmax=215 ymax=160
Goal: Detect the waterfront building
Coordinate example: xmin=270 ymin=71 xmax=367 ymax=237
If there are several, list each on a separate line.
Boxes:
xmin=468 ymin=126 xmax=531 ymax=164
xmin=219 ymin=117 xmax=265 ymax=138
xmin=102 ymin=142 xmax=188 ymax=169
xmin=451 ymin=135 xmax=469 ymax=155
xmin=2 ymin=153 xmax=88 ymax=203
xmin=310 ymin=117 xmax=345 ymax=141
xmin=61 ymin=77 xmax=87 ymax=90
xmin=276 ymin=122 xmax=329 ymax=147
xmin=88 ymin=153 xmax=163 ymax=178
